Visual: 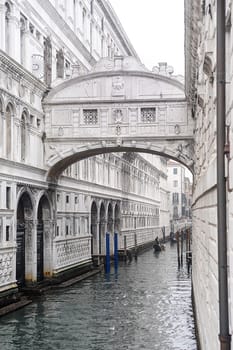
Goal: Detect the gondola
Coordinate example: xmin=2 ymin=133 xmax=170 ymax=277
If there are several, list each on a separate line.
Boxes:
xmin=153 ymin=243 xmax=162 ymax=252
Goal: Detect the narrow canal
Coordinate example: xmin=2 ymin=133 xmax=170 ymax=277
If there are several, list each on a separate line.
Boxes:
xmin=0 ymin=244 xmax=197 ymax=350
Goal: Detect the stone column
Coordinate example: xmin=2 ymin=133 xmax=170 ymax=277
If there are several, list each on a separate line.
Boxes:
xmin=9 ymin=112 xmax=15 ymax=161
xmin=43 ymin=219 xmax=54 ymax=277
xmin=110 ymin=211 xmax=115 ymax=255
xmin=0 ymin=1 xmax=5 ymax=51
xmin=23 ymin=27 xmax=32 ymax=72
xmin=93 ymin=220 xmax=98 ymax=257
xmin=0 ymin=111 xmax=3 ymax=157
xmin=25 ymin=219 xmax=37 ymax=283
xmin=101 ymin=220 xmax=107 ymax=255
xmin=91 ymin=222 xmax=97 ymax=255
xmin=0 ymin=217 xmax=3 ymax=244
xmin=8 ymin=10 xmax=20 ymax=61
xmin=13 ymin=114 xmax=20 ymax=162
xmin=1 ymin=181 xmax=6 ymax=209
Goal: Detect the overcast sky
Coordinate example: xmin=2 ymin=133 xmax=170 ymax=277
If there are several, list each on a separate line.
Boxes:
xmin=109 ymin=0 xmax=184 ymax=75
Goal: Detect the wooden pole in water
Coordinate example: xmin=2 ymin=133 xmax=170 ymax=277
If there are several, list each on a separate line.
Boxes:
xmin=186 ymin=229 xmax=189 ymax=262
xmin=176 ymin=231 xmax=180 ymax=267
xmin=124 ymin=235 xmax=127 ymax=261
xmin=181 ymin=230 xmax=183 ymax=266
xmin=114 ymin=232 xmax=118 ymax=271
xmin=134 ymin=232 xmax=137 ymax=259
xmin=105 ymin=233 xmax=110 ymax=273
xmin=188 ymin=228 xmax=191 ymax=254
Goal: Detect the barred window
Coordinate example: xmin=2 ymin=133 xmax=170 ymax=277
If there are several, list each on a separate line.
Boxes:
xmin=141 ymin=108 xmax=156 ymax=122
xmin=83 ymin=109 xmax=98 ymax=124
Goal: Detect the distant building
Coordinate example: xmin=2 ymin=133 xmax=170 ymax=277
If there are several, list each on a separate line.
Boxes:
xmin=184 ymin=176 xmax=192 ymax=218
xmin=167 ymin=160 xmax=192 ymax=220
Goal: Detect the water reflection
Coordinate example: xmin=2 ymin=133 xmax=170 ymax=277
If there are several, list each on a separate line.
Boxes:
xmin=0 ymin=244 xmax=197 ymax=350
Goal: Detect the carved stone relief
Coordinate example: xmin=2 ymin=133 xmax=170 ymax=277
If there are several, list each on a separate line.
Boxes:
xmin=112 ymin=76 xmax=125 ymax=96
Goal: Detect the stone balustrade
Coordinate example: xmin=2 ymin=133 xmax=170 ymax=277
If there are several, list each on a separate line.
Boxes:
xmin=53 ymin=235 xmax=92 ymax=273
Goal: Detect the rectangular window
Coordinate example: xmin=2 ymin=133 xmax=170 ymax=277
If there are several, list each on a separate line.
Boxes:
xmin=66 ymin=225 xmax=69 ymax=235
xmin=66 ymin=195 xmax=69 ymax=203
xmin=173 ymin=180 xmax=178 ymax=187
xmin=173 ymin=168 xmax=177 ymax=174
xmin=141 ymin=108 xmax=156 ymax=123
xmin=83 ymin=109 xmax=98 ymax=124
xmin=56 ymin=226 xmax=59 ymax=236
xmin=6 ymin=226 xmax=10 ymax=241
xmin=57 ymin=194 xmax=60 ymax=202
xmin=172 ymin=192 xmax=179 ymax=204
xmin=6 ymin=187 xmax=11 ymax=209
xmin=75 ymin=196 xmax=78 ymax=204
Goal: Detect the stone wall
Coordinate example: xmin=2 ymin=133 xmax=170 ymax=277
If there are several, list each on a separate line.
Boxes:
xmin=185 ymin=0 xmax=233 ymax=349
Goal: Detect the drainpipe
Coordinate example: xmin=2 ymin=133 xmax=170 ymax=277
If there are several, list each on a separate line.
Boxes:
xmin=217 ymin=0 xmax=231 ymax=349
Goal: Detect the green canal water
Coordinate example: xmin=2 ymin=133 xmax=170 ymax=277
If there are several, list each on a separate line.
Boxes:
xmin=0 ymin=244 xmax=197 ymax=350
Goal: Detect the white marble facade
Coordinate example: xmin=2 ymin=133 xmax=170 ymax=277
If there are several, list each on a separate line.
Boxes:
xmin=0 ymin=0 xmax=172 ymax=292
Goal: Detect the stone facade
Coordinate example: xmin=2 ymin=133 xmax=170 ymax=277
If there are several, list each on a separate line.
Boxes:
xmin=0 ymin=0 xmax=174 ymax=296
xmin=185 ymin=0 xmax=233 ymax=349
xmin=167 ymin=160 xmax=192 ymax=221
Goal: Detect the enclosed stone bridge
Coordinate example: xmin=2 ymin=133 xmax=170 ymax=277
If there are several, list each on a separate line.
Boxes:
xmin=43 ymin=57 xmax=194 ymax=181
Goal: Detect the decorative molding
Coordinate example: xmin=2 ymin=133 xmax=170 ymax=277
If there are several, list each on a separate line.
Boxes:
xmin=0 ymin=50 xmax=46 ymax=94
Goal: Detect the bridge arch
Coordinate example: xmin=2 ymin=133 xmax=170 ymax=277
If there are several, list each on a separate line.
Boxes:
xmin=43 ymin=56 xmax=194 ymax=183
xmin=46 ymin=142 xmax=194 ymax=182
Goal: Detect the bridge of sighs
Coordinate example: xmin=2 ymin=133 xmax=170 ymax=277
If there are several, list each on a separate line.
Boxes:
xmin=43 ymin=56 xmax=194 ymax=182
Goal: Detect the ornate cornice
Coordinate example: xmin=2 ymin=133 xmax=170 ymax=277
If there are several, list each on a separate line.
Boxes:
xmin=0 ymin=50 xmax=47 ymax=94
xmin=0 ymin=88 xmax=44 ymax=117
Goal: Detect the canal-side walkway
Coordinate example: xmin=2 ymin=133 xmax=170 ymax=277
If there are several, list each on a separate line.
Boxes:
xmin=0 ymin=244 xmax=197 ymax=350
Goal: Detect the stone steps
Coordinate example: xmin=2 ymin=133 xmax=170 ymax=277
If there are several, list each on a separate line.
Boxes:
xmin=0 ymin=297 xmax=32 ymax=317
xmin=55 ymin=269 xmax=101 ymax=288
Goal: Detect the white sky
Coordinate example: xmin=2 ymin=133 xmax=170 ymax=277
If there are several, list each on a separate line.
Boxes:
xmin=109 ymin=0 xmax=184 ymax=75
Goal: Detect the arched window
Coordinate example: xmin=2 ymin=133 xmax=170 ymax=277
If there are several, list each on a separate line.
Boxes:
xmin=5 ymin=2 xmax=11 ymax=54
xmin=21 ymin=111 xmax=27 ymax=162
xmin=5 ymin=103 xmax=13 ymax=159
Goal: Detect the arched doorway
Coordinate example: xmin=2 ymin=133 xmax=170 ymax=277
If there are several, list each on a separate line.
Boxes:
xmin=37 ymin=195 xmax=51 ymax=282
xmin=16 ymin=192 xmax=33 ymax=286
xmin=91 ymin=201 xmax=98 ymax=255
xmin=99 ymin=203 xmax=106 ymax=255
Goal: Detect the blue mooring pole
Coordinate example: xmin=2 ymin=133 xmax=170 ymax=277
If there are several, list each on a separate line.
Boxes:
xmin=105 ymin=233 xmax=110 ymax=273
xmin=114 ymin=232 xmax=118 ymax=271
